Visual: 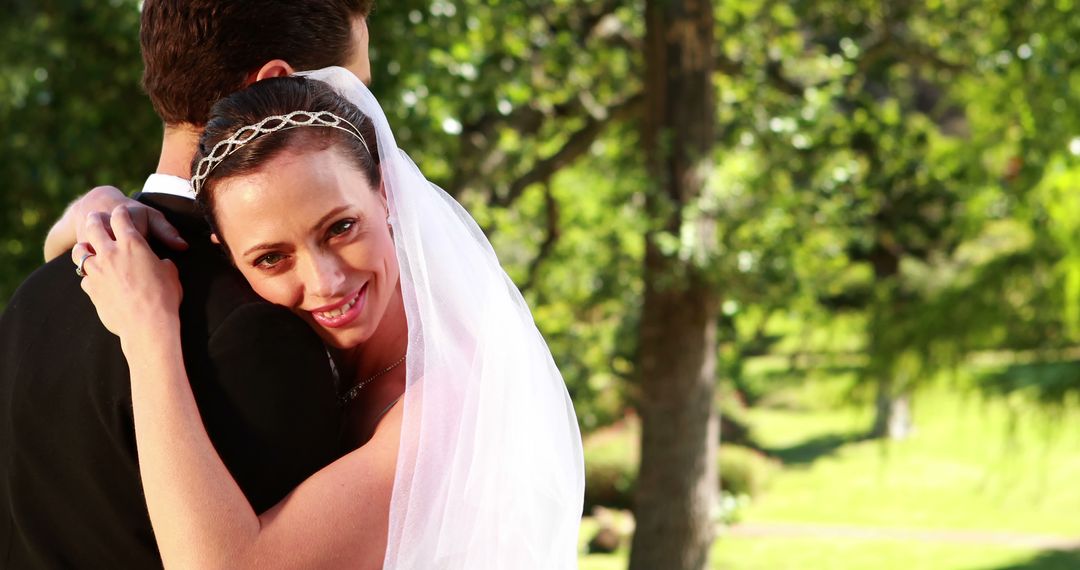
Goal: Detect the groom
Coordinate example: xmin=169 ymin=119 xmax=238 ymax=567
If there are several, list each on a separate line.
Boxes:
xmin=0 ymin=1 xmax=372 ymax=567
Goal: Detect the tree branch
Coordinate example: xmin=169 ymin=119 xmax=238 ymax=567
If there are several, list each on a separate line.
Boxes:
xmin=493 ymin=91 xmax=644 ymax=208
xmin=519 ymin=182 xmax=561 ymax=293
xmin=714 ymin=52 xmax=810 ymax=97
xmin=448 ymin=1 xmax=632 ymax=198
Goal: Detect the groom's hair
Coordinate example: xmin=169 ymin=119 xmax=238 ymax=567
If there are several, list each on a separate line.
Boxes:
xmin=141 ymin=0 xmax=373 ymax=126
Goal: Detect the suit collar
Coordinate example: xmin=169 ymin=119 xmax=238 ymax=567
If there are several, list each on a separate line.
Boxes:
xmin=134 ymin=191 xmax=201 ymax=220
xmin=135 ymin=173 xmax=199 ymax=218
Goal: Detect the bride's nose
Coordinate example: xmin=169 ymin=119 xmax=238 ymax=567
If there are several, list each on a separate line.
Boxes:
xmin=302 ymin=252 xmax=349 ymax=299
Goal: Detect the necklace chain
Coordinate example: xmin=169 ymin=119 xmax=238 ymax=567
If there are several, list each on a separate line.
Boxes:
xmin=340 ymin=353 xmax=407 ymax=406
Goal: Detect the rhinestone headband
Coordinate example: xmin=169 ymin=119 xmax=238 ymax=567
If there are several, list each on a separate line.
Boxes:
xmin=190 ymin=110 xmax=372 ymax=196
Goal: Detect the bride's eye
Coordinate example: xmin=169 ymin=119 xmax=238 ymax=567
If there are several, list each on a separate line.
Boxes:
xmin=327 ymin=219 xmax=356 ymax=238
xmin=254 ymin=252 xmax=286 ymax=269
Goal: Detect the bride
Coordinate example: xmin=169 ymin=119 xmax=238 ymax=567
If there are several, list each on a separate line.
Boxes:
xmin=74 ymin=67 xmax=584 ymax=568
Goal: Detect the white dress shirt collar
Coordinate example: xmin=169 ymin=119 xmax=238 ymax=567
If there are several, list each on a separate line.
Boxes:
xmin=141 ymin=173 xmax=195 ymax=200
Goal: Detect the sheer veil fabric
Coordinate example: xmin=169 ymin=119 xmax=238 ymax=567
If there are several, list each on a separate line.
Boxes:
xmin=297 ymin=67 xmax=585 ymax=568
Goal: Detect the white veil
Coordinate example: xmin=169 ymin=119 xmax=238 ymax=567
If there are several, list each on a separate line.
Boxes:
xmin=297 ymin=67 xmax=585 ymax=568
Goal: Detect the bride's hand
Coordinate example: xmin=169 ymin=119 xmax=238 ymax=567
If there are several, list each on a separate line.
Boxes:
xmin=45 ymin=185 xmax=187 ymax=261
xmin=74 ymin=206 xmax=183 ymax=345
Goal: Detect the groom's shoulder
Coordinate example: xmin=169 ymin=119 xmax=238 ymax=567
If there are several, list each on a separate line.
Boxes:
xmin=3 ymin=252 xmax=90 ymax=318
xmin=168 ymin=245 xmax=298 ymax=338
xmin=166 ymin=246 xmax=332 ymax=376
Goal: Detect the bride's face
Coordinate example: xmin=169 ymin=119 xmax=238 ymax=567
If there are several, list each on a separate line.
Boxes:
xmin=214 ymin=146 xmax=397 ymax=350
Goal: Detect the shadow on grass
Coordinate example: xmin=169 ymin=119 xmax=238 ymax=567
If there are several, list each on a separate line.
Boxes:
xmin=984 ymin=549 xmax=1080 ymax=570
xmin=766 ymin=432 xmax=869 ymax=466
xmin=979 ymin=360 xmax=1080 ymax=404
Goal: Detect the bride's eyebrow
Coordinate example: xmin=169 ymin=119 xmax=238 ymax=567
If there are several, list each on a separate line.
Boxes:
xmin=311 ymin=205 xmax=354 ymax=232
xmin=242 ymin=241 xmax=290 ymax=258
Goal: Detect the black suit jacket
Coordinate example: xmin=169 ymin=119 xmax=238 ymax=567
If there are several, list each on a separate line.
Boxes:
xmin=0 ymin=193 xmax=344 ymax=568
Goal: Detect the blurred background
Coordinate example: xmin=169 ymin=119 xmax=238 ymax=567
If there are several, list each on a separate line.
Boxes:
xmin=3 ymin=1 xmax=1080 ymax=569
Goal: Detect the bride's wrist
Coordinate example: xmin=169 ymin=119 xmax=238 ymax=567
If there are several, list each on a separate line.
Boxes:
xmin=118 ymin=313 xmax=181 ymax=357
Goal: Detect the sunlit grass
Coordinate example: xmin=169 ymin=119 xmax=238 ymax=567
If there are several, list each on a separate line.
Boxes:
xmin=711 ymin=537 xmax=1068 ymax=570
xmin=743 ymin=382 xmax=1080 ymax=536
xmin=578 ymin=372 xmax=1080 ymax=569
xmin=581 ymin=528 xmax=1066 ymax=570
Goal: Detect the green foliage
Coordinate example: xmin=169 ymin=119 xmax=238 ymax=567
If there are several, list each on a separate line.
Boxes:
xmin=366 ymin=0 xmax=642 ymax=199
xmin=584 ymin=461 xmax=637 ymax=513
xmin=356 ymin=2 xmax=647 ymax=431
xmin=718 ymin=444 xmax=779 ymax=498
xmin=696 ymin=0 xmax=1080 ymax=413
xmin=583 ymin=417 xmax=640 ymax=512
xmin=0 ymin=0 xmax=159 ymax=305
xmin=582 ymin=417 xmax=779 ymax=511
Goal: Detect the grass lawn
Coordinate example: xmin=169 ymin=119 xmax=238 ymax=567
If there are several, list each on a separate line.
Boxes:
xmin=578 ymin=375 xmax=1080 ymax=569
xmin=582 ymin=528 xmax=1080 ymax=570
xmin=743 ymin=383 xmax=1080 ymax=537
xmin=711 ymin=537 xmax=1080 ymax=570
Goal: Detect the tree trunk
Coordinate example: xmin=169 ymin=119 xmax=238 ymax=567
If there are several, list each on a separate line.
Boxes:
xmin=871 ymin=376 xmax=914 ymax=440
xmin=866 ymin=243 xmax=914 ymax=440
xmin=629 ymin=0 xmax=718 ymax=568
xmin=630 ymin=253 xmax=719 ymax=570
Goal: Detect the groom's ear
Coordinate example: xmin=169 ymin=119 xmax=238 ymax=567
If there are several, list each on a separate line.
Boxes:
xmin=247 ymin=60 xmax=297 ymax=86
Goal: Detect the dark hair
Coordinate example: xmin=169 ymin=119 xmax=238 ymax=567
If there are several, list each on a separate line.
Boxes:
xmin=192 ymin=76 xmax=380 ymax=236
xmin=141 ymin=0 xmax=373 ymax=125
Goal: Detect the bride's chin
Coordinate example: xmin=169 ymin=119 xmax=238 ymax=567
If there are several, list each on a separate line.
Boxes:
xmin=317 ymin=329 xmax=356 ymax=351
xmin=318 ymin=323 xmax=375 ymax=351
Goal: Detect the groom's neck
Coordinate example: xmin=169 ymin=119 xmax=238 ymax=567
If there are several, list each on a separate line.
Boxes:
xmin=156 ymin=123 xmax=202 ymax=180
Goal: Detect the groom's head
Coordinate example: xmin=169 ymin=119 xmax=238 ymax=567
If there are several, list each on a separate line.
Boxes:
xmin=141 ymin=0 xmax=373 ymax=128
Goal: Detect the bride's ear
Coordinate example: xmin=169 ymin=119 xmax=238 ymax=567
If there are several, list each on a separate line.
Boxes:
xmin=247 ymin=59 xmax=296 ymax=85
xmin=375 ymin=180 xmax=387 ymax=208
xmin=210 ymin=233 xmax=222 ymax=245
xmin=379 ymin=182 xmax=393 ymax=232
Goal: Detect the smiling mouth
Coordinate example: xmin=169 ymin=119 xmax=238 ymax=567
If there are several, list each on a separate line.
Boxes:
xmin=317 ymin=291 xmax=360 ymax=319
xmin=310 ymin=284 xmax=368 ymax=328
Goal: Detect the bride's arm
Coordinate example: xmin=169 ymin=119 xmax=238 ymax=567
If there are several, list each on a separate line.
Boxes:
xmin=79 ymin=208 xmax=396 ymax=569
xmin=128 ymin=334 xmax=397 ymax=570
xmin=44 ymin=185 xmax=186 ymax=261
